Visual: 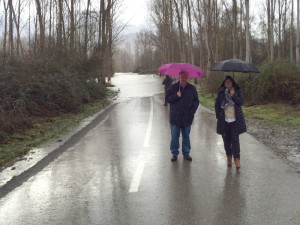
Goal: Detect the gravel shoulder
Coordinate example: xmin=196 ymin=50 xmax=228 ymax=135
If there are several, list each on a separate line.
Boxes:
xmin=246 ymin=118 xmax=300 ymax=170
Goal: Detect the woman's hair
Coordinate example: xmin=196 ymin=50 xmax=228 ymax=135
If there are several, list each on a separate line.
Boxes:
xmin=219 ymin=75 xmax=240 ymax=90
xmin=224 ymin=75 xmax=234 ymax=82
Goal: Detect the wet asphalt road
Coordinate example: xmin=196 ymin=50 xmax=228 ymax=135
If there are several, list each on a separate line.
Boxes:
xmin=0 ymin=73 xmax=299 ymax=225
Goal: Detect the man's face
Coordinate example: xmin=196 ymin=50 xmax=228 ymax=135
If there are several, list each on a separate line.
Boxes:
xmin=180 ymin=73 xmax=189 ymax=86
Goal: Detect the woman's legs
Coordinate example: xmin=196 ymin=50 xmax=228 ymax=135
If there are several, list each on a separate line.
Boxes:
xmin=222 ymin=122 xmax=233 ymax=156
xmin=222 ymin=122 xmax=240 ymax=158
xmin=222 ymin=122 xmax=241 ymax=167
xmin=230 ymin=128 xmax=240 ymax=159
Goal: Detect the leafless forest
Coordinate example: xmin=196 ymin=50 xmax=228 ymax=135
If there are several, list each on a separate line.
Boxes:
xmin=0 ymin=0 xmax=299 ymax=138
xmin=0 ymin=0 xmax=123 ymax=137
xmin=116 ymin=0 xmax=299 ymax=73
xmin=115 ymin=0 xmax=299 ymax=107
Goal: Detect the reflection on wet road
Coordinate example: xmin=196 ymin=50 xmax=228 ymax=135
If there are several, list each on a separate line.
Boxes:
xmin=0 ymin=73 xmax=299 ymax=225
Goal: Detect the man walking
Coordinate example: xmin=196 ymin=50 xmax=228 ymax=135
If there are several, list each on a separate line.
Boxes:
xmin=166 ymin=71 xmax=199 ymax=162
xmin=162 ymin=75 xmax=173 ymax=106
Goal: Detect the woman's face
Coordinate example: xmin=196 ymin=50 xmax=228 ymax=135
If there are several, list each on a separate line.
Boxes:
xmin=225 ymin=79 xmax=233 ymax=89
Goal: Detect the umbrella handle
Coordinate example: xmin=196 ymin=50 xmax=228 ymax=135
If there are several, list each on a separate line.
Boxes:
xmin=178 ymin=73 xmax=180 ymax=91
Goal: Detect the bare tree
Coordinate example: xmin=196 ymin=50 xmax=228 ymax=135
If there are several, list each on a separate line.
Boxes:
xmin=84 ymin=0 xmax=91 ymax=55
xmin=186 ymin=0 xmax=194 ymax=65
xmin=70 ymin=0 xmax=75 ymax=52
xmin=173 ymin=0 xmax=186 ymax=62
xmin=245 ymin=0 xmax=251 ymax=62
xmin=291 ymin=0 xmax=294 ymax=61
xmin=233 ymin=0 xmax=237 ymax=58
xmin=270 ymin=0 xmax=275 ymax=61
xmin=296 ymin=0 xmax=300 ymax=63
xmin=203 ymin=0 xmax=214 ymax=75
xmin=278 ymin=0 xmax=282 ymax=58
xmin=8 ymin=0 xmax=14 ymax=55
xmin=3 ymin=0 xmax=9 ymax=58
xmin=35 ymin=0 xmax=45 ymax=52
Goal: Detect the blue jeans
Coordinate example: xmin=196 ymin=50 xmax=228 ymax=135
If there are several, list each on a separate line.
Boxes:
xmin=170 ymin=124 xmax=191 ymax=156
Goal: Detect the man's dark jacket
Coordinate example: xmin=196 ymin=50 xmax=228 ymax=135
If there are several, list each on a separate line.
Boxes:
xmin=162 ymin=76 xmax=173 ymax=92
xmin=214 ymin=76 xmax=247 ymax=135
xmin=166 ymin=82 xmax=199 ymax=127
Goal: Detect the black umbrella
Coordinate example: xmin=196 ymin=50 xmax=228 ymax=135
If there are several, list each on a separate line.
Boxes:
xmin=209 ymin=59 xmax=259 ymax=78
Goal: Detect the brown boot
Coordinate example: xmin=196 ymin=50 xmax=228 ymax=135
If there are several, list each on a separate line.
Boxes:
xmin=227 ymin=155 xmax=232 ymax=167
xmin=234 ymin=158 xmax=241 ymax=169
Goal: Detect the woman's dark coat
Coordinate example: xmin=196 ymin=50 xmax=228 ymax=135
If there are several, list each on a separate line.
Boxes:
xmin=166 ymin=82 xmax=199 ymax=127
xmin=214 ymin=77 xmax=247 ymax=135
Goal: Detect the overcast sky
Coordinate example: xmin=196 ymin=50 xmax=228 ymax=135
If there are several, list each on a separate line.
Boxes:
xmin=121 ymin=0 xmax=267 ymax=34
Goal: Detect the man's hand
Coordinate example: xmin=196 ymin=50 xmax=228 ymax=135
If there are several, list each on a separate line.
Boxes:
xmin=230 ymin=87 xmax=235 ymax=96
xmin=177 ymin=91 xmax=182 ymax=97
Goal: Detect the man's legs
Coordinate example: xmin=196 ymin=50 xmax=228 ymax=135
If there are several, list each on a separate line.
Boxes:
xmin=164 ymin=91 xmax=168 ymax=105
xmin=181 ymin=125 xmax=191 ymax=155
xmin=170 ymin=124 xmax=181 ymax=156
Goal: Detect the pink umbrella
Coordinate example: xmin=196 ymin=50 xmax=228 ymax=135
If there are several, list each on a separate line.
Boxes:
xmin=157 ymin=62 xmax=204 ymax=78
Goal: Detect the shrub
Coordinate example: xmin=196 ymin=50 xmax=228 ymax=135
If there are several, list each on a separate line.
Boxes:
xmin=200 ymin=60 xmax=300 ymax=105
xmin=0 ymin=53 xmax=107 ymax=136
xmin=239 ymin=60 xmax=300 ymax=104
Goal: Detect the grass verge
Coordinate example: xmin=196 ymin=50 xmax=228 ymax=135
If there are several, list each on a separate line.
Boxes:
xmin=0 ymin=90 xmax=118 ymax=170
xmin=198 ymin=92 xmax=300 ymax=128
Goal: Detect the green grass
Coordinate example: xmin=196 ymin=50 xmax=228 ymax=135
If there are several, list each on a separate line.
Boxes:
xmin=243 ymin=104 xmax=300 ymax=127
xmin=198 ymin=93 xmax=217 ymax=109
xmin=198 ymin=92 xmax=300 ymax=128
xmin=0 ymin=90 xmax=118 ymax=170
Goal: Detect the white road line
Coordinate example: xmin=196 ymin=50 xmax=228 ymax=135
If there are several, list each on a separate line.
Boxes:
xmin=129 ymin=155 xmax=145 ymax=193
xmin=129 ymin=97 xmax=153 ymax=193
xmin=143 ymin=97 xmax=154 ymax=148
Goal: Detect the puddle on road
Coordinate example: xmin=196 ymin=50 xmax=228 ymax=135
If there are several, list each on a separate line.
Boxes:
xmin=109 ymin=73 xmax=165 ymax=102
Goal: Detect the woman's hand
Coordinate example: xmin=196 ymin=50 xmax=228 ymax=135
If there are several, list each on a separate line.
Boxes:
xmin=230 ymin=87 xmax=235 ymax=96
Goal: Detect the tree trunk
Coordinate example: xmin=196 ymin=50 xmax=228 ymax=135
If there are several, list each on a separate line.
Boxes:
xmin=70 ymin=0 xmax=75 ymax=52
xmin=214 ymin=0 xmax=219 ymax=62
xmin=291 ymin=0 xmax=294 ymax=61
xmin=282 ymin=0 xmax=287 ymax=59
xmin=173 ymin=0 xmax=185 ymax=62
xmin=203 ymin=0 xmax=214 ymax=76
xmin=187 ymin=0 xmax=194 ymax=65
xmin=278 ymin=0 xmax=282 ymax=58
xmin=107 ymin=0 xmax=113 ymax=82
xmin=270 ymin=0 xmax=274 ymax=61
xmin=3 ymin=0 xmax=8 ymax=58
xmin=57 ymin=0 xmax=63 ymax=48
xmin=8 ymin=0 xmax=14 ymax=55
xmin=84 ymin=0 xmax=91 ymax=56
xmin=49 ymin=0 xmax=52 ymax=43
xmin=233 ymin=0 xmax=237 ymax=58
xmin=100 ymin=0 xmax=106 ymax=84
xmin=28 ymin=0 xmax=31 ymax=51
xmin=296 ymin=0 xmax=300 ymax=63
xmin=239 ymin=0 xmax=243 ymax=59
xmin=245 ymin=0 xmax=251 ymax=62
xmin=267 ymin=0 xmax=271 ymax=60
xmin=35 ymin=0 xmax=45 ymax=53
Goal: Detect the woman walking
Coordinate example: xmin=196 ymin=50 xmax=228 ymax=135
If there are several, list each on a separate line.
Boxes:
xmin=215 ymin=75 xmax=246 ymax=169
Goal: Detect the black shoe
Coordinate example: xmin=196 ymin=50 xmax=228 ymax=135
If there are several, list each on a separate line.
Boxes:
xmin=171 ymin=155 xmax=178 ymax=162
xmin=183 ymin=154 xmax=192 ymax=161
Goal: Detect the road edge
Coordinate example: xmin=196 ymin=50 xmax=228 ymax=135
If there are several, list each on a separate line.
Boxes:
xmin=0 ymin=102 xmax=117 ymax=199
